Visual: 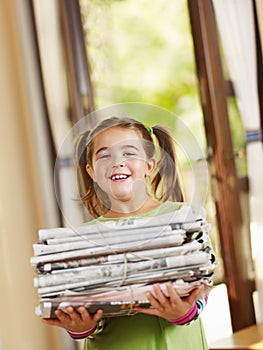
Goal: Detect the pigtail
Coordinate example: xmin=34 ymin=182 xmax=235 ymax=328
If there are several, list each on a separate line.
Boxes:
xmin=151 ymin=126 xmax=184 ymax=202
xmin=75 ymin=130 xmax=108 ymax=218
xmin=75 ymin=130 xmax=90 ymax=194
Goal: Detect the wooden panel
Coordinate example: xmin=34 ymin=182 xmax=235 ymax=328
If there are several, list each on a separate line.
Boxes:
xmin=210 ymin=324 xmax=263 ymax=350
xmin=187 ymin=0 xmax=255 ymax=331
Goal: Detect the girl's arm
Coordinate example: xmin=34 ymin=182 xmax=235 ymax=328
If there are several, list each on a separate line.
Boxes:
xmin=42 ymin=306 xmax=103 ymax=338
xmin=135 ymin=282 xmax=208 ymax=325
xmin=169 ymin=296 xmax=208 ymax=325
xmin=67 ymin=326 xmax=97 ymax=340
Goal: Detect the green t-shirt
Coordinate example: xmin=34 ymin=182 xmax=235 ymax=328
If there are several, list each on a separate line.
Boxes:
xmin=84 ymin=201 xmax=209 ymax=350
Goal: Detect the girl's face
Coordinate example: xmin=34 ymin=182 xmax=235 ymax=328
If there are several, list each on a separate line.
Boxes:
xmin=86 ymin=126 xmax=155 ymax=203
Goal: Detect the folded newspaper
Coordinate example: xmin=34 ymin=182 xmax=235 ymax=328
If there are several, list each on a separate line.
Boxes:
xmin=30 ymin=206 xmax=215 ymax=318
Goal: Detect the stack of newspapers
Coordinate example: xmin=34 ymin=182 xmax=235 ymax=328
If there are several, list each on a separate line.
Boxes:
xmin=30 ymin=205 xmax=216 ymax=318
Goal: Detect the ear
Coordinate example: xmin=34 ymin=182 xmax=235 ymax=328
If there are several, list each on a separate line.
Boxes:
xmin=86 ymin=164 xmax=95 ymax=181
xmin=145 ymin=158 xmax=156 ymax=176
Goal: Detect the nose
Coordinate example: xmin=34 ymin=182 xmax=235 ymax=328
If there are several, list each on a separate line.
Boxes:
xmin=112 ymin=155 xmax=126 ymax=168
xmin=113 ymin=160 xmax=126 ymax=168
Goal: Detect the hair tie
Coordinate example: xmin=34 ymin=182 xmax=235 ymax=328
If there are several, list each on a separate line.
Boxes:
xmin=145 ymin=125 xmax=154 ymax=135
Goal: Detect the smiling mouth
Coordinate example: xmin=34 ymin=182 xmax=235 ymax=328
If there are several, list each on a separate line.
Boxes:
xmin=111 ymin=174 xmax=129 ymax=181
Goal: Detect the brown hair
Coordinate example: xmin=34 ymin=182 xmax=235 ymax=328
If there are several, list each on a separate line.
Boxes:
xmin=75 ymin=116 xmax=183 ymax=218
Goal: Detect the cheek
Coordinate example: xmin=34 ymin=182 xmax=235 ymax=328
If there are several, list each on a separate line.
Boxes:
xmin=131 ymin=161 xmax=150 ymax=177
xmin=93 ymin=162 xmax=108 ymax=181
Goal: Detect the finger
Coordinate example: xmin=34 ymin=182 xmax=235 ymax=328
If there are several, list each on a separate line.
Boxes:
xmin=65 ymin=307 xmax=82 ymax=321
xmin=152 ymin=284 xmax=173 ymax=309
xmin=152 ymin=284 xmax=168 ymax=303
xmin=146 ymin=291 xmax=159 ymax=305
xmin=42 ymin=318 xmax=62 ymax=327
xmin=55 ymin=307 xmax=81 ymax=324
xmin=134 ymin=306 xmax=160 ymax=317
xmin=55 ymin=309 xmax=70 ymax=321
xmin=146 ymin=291 xmax=165 ymax=312
xmin=77 ymin=307 xmax=90 ymax=321
xmin=77 ymin=307 xmax=103 ymax=323
xmin=93 ymin=309 xmax=104 ymax=322
xmin=165 ymin=282 xmax=181 ymax=304
xmin=186 ymin=287 xmax=202 ymax=304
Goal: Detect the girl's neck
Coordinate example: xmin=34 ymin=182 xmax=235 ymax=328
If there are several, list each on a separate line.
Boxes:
xmin=104 ymin=196 xmax=161 ymax=218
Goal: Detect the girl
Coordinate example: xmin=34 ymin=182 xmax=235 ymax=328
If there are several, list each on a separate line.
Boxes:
xmin=43 ymin=116 xmax=209 ymax=349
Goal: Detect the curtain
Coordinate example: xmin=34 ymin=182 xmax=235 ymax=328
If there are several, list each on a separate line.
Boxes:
xmin=256 ymin=0 xmax=263 ymax=57
xmin=212 ymin=0 xmax=263 ymax=323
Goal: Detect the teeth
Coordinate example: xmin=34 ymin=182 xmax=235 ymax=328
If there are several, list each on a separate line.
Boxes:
xmin=111 ymin=174 xmax=128 ymax=180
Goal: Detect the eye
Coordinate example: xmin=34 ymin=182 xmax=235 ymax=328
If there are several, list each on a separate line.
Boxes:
xmin=98 ymin=153 xmax=110 ymax=160
xmin=123 ymin=151 xmax=137 ymax=157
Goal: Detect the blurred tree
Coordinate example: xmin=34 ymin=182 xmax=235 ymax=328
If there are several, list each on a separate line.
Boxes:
xmin=80 ymin=0 xmax=206 ymax=149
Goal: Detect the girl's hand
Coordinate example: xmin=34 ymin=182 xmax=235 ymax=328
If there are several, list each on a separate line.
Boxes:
xmin=135 ymin=282 xmax=202 ymax=321
xmin=42 ymin=306 xmax=103 ymax=333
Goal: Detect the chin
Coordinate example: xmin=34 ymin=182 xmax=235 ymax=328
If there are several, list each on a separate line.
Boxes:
xmin=111 ymin=191 xmax=134 ymax=201
xmin=114 ymin=195 xmax=133 ymax=202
